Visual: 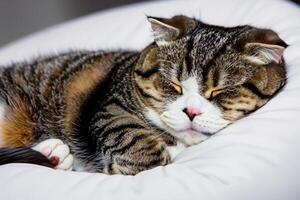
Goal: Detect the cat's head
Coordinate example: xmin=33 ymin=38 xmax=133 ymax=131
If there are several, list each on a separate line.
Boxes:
xmin=134 ymin=15 xmax=287 ymax=145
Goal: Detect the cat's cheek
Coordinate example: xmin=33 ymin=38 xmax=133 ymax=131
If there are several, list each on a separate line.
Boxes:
xmin=192 ymin=115 xmax=230 ymax=134
xmin=161 ymin=110 xmax=190 ymax=131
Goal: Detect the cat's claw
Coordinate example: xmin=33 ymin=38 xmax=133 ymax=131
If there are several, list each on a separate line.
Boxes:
xmin=32 ymin=138 xmax=73 ymax=171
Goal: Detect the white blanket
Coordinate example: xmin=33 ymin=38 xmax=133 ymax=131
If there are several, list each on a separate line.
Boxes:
xmin=1 ymin=0 xmax=300 ymax=199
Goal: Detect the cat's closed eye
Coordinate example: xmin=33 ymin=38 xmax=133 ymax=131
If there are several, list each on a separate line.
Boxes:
xmin=171 ymin=79 xmax=182 ymax=95
xmin=205 ymin=88 xmax=224 ymax=100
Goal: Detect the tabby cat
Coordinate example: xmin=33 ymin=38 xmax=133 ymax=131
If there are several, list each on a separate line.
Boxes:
xmin=0 ymin=15 xmax=286 ymax=175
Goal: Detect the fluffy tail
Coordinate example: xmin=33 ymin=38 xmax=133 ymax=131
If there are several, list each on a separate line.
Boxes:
xmin=0 ymin=147 xmax=54 ymax=168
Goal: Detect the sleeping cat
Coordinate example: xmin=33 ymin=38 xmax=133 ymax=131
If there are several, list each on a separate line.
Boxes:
xmin=0 ymin=15 xmax=286 ymax=175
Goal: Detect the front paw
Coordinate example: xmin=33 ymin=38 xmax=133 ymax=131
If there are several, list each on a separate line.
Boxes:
xmin=106 ymin=134 xmax=173 ymax=175
xmin=32 ymin=139 xmax=73 ymax=171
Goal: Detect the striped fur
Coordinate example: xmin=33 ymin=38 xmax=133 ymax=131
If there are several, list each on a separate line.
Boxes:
xmin=0 ymin=15 xmax=286 ymax=175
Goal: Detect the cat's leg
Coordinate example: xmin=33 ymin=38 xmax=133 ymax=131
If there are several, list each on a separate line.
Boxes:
xmin=32 ymin=139 xmax=73 ymax=171
xmin=101 ymin=130 xmax=179 ymax=175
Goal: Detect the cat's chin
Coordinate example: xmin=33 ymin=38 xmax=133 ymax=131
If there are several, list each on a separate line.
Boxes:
xmin=171 ymin=129 xmax=210 ymax=146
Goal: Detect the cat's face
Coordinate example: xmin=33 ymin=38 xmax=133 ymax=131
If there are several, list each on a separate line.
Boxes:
xmin=134 ymin=16 xmax=286 ymax=145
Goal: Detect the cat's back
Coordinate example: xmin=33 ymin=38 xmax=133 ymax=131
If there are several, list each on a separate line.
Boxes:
xmin=0 ymin=51 xmax=111 ymax=109
xmin=0 ymin=50 xmax=136 ymax=147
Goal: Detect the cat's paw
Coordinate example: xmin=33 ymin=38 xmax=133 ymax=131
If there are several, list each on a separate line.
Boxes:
xmin=32 ymin=138 xmax=73 ymax=171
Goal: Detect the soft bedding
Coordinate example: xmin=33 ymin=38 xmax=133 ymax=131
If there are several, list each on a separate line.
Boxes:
xmin=0 ymin=0 xmax=300 ymax=199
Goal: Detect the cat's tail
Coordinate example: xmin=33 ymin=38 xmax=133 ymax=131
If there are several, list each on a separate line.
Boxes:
xmin=0 ymin=147 xmax=54 ymax=168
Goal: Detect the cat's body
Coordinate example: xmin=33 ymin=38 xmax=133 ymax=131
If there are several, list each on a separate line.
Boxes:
xmin=0 ymin=50 xmax=179 ymax=173
xmin=0 ymin=16 xmax=287 ymax=175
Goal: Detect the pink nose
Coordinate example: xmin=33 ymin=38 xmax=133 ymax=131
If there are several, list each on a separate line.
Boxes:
xmin=183 ymin=108 xmax=202 ymax=121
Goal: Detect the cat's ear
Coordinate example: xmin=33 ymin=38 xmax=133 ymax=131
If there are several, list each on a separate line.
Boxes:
xmin=244 ymin=43 xmax=285 ymax=65
xmin=243 ymin=29 xmax=287 ymax=65
xmin=147 ymin=16 xmax=180 ymax=44
xmin=245 ymin=29 xmax=287 ymax=96
xmin=147 ymin=15 xmax=197 ymax=45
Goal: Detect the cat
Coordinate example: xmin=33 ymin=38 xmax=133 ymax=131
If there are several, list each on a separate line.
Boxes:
xmin=0 ymin=15 xmax=287 ymax=175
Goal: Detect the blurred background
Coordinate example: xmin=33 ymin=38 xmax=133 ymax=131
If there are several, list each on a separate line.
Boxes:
xmin=0 ymin=0 xmax=150 ymax=47
xmin=0 ymin=0 xmax=299 ymax=47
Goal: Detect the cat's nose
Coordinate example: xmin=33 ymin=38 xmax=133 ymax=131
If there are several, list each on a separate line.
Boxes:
xmin=182 ymin=107 xmax=202 ymax=121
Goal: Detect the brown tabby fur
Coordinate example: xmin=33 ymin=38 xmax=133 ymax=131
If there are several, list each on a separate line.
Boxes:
xmin=0 ymin=15 xmax=286 ymax=175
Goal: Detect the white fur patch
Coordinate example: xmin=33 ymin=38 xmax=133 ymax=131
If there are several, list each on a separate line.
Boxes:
xmin=181 ymin=76 xmax=199 ymax=94
xmin=177 ymin=130 xmax=208 ymax=145
xmin=145 ymin=108 xmax=169 ymax=131
xmin=161 ymin=109 xmax=190 ymax=131
xmin=193 ymin=114 xmax=230 ymax=134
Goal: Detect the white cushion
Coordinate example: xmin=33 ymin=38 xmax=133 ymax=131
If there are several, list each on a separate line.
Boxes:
xmin=1 ymin=0 xmax=300 ymax=199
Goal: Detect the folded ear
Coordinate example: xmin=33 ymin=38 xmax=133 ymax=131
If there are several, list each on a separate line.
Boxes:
xmin=244 ymin=43 xmax=285 ymax=65
xmin=147 ymin=15 xmax=197 ymax=45
xmin=243 ymin=29 xmax=287 ymax=65
xmin=244 ymin=29 xmax=287 ymax=96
